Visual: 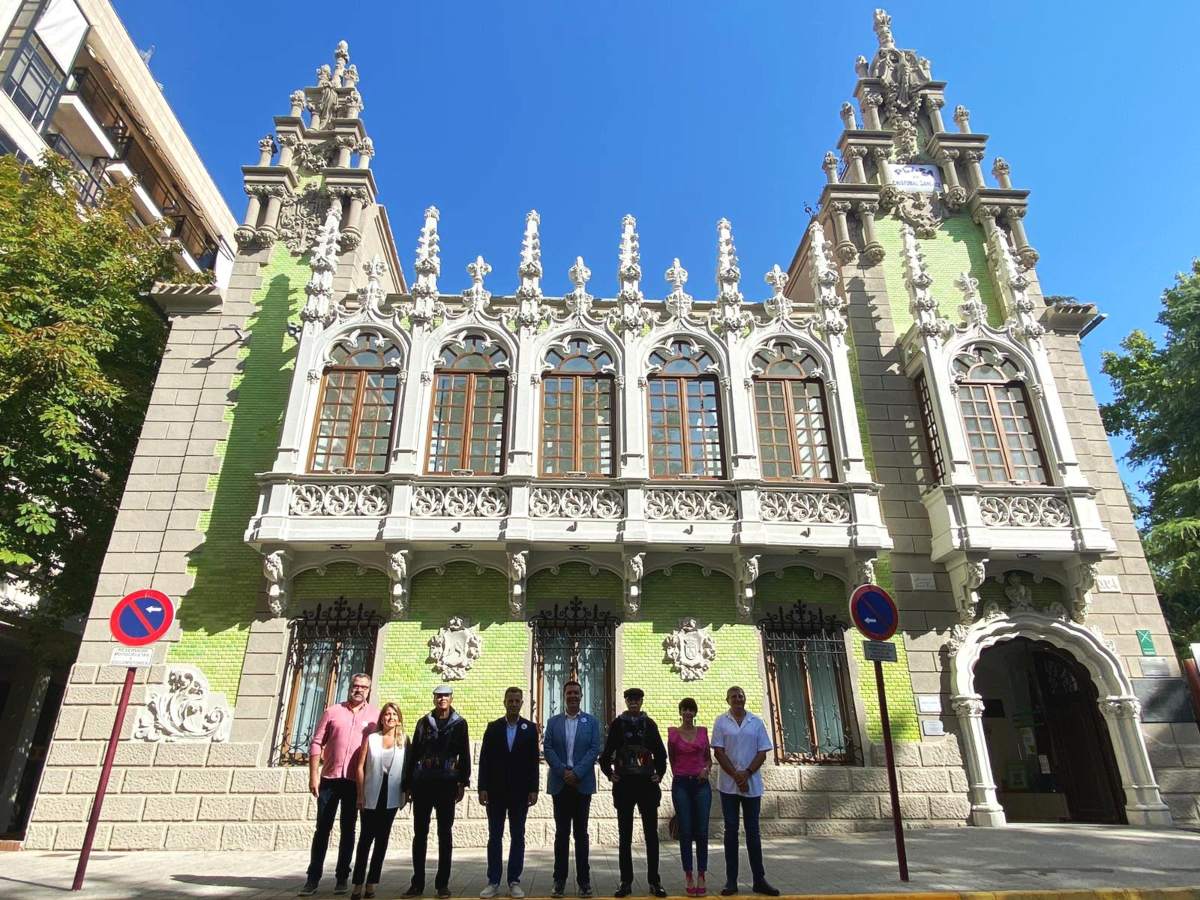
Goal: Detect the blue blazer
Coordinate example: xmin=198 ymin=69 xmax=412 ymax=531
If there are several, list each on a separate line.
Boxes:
xmin=543 ymin=711 xmax=603 ymax=796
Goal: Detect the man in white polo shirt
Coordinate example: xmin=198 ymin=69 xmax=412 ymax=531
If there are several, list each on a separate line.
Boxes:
xmin=710 ymin=686 xmax=779 ymax=897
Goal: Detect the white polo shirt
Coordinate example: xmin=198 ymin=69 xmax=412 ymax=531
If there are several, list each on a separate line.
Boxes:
xmin=711 ymin=710 xmax=772 ymax=798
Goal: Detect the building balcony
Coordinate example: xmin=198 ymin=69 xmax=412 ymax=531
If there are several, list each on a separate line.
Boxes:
xmin=50 ymin=69 xmax=129 ymax=161
xmin=245 ymin=474 xmax=891 ymax=555
xmin=922 ymin=482 xmax=1115 ymax=564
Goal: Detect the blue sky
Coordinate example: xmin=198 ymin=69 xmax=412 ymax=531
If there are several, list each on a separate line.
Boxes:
xmin=113 ymin=0 xmax=1199 ymax=497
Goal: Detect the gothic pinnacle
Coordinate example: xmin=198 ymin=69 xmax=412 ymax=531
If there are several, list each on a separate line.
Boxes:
xmin=715 ymin=218 xmax=742 ymax=301
xmin=617 ymin=214 xmax=642 ymax=301
xmin=517 ymin=210 xmax=543 ymax=299
xmin=412 ymin=206 xmax=441 ymax=297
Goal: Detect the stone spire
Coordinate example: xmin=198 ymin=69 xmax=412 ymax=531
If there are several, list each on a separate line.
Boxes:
xmin=464 ymin=256 xmax=492 ymax=314
xmin=301 ymin=201 xmax=342 ymax=325
xmin=517 ymin=210 xmax=543 ymax=300
xmin=407 ymin=207 xmax=441 ymax=326
xmin=608 ymin=215 xmax=652 ymax=334
xmin=764 ymin=264 xmax=792 ymax=320
xmin=808 ymin=223 xmax=846 ymax=337
xmin=864 ymin=8 xmax=934 ymax=128
xmin=900 ymin=224 xmax=948 ymax=338
xmin=566 ymin=256 xmax=594 ymax=318
xmin=709 ymin=218 xmax=752 ymax=336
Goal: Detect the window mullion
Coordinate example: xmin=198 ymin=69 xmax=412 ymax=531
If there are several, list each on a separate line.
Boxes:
xmin=782 ymin=379 xmax=803 ymax=478
xmin=985 ymin=383 xmax=1017 ymax=482
xmin=461 ymin=373 xmax=477 ymax=471
xmin=343 ymin=370 xmax=369 ymax=470
xmin=679 ymin=378 xmax=693 ymax=475
xmin=573 ymin=376 xmax=584 ymax=473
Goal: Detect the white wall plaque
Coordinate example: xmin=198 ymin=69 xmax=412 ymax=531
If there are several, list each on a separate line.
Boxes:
xmin=1096 ymin=575 xmax=1121 ymax=593
xmin=917 ymin=694 xmax=943 ymax=714
xmin=1140 ymin=657 xmax=1169 ymax=677
xmin=921 ymin=720 xmax=945 ymax=737
xmin=110 ymin=646 xmax=153 ymax=667
xmin=909 ymin=573 xmax=937 ymax=591
xmin=887 ymin=163 xmax=943 ymax=193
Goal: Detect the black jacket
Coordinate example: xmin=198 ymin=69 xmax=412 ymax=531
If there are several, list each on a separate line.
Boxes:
xmin=478 ymin=716 xmax=540 ymax=798
xmin=599 ymin=712 xmax=667 ymax=782
xmin=402 ymin=709 xmax=471 ymax=791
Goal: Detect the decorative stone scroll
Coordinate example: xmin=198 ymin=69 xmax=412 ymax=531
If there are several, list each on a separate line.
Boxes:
xmin=663 ymin=617 xmax=717 ymax=681
xmin=411 ymin=485 xmax=509 ymax=517
xmin=278 ymin=183 xmax=330 ymax=253
xmin=645 ymin=489 xmax=737 ymax=522
xmin=757 ymin=490 xmax=851 ymax=524
xmin=428 ymin=616 xmax=482 ymax=680
xmin=530 ymin=487 xmax=624 ymax=520
xmin=134 ymin=666 xmax=232 ymax=743
xmin=290 ymin=482 xmax=391 ymax=517
xmin=978 ymin=495 xmax=1072 ymax=528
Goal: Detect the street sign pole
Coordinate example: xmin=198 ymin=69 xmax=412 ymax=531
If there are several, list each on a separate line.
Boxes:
xmin=874 ymin=657 xmax=909 ymax=883
xmin=71 ymin=666 xmax=135 ymax=892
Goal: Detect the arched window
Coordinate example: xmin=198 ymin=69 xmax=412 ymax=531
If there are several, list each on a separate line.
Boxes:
xmin=952 ymin=345 xmax=1047 ymax=484
xmin=427 ymin=334 xmax=509 ymax=475
xmin=646 ymin=339 xmax=724 ymax=478
xmin=309 ymin=333 xmax=402 ymax=473
xmin=541 ymin=338 xmax=616 ymax=477
xmin=751 ymin=342 xmax=836 ymax=481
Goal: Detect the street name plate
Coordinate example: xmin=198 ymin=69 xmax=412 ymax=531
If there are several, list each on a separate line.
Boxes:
xmin=863 ymin=640 xmax=898 ymax=662
xmin=109 ymin=646 xmax=153 ymax=667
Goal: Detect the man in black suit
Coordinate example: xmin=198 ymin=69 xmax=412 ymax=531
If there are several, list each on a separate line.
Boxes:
xmin=478 ymin=686 xmax=540 ymax=899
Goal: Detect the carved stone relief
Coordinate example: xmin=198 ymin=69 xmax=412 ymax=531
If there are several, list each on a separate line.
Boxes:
xmin=428 ymin=616 xmax=482 ymax=680
xmin=663 ymin=617 xmax=717 ymax=682
xmin=133 ymin=666 xmax=232 ymax=743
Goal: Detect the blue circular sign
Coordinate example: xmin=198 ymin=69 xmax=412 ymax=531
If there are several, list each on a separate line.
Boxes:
xmin=850 ymin=584 xmax=899 ymax=642
xmin=110 ymin=589 xmax=175 ymax=646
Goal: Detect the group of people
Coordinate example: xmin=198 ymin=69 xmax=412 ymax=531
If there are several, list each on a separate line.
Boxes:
xmin=299 ymin=675 xmax=781 ymax=900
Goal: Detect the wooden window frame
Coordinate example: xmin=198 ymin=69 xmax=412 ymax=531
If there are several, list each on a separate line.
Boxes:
xmin=539 ymin=373 xmax=617 ymax=478
xmin=307 ymin=366 xmax=400 ymax=474
xmin=424 ymin=368 xmax=510 ymax=475
xmin=645 ymin=373 xmax=727 ymax=480
xmin=958 ymin=377 xmax=1048 ymax=485
xmin=915 ymin=373 xmax=946 ymax=485
xmin=752 ymin=375 xmax=837 ymax=483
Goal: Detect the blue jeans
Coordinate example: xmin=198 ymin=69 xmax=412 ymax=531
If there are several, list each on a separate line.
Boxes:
xmin=719 ymin=792 xmax=764 ymax=888
xmin=486 ymin=793 xmax=529 ymax=886
xmin=671 ymin=776 xmax=711 ymax=874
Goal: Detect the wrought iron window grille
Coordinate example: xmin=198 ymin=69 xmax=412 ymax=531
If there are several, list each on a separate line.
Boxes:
xmin=528 ymin=596 xmax=618 ymax=729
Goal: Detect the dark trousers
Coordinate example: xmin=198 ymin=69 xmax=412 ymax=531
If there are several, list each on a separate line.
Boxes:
xmin=551 ymin=786 xmax=592 ymax=887
xmin=671 ymin=776 xmax=711 ymax=874
xmin=353 ymin=777 xmax=398 ymax=886
xmin=410 ymin=780 xmax=458 ymax=891
xmin=614 ymin=778 xmax=661 ymax=887
xmin=485 ymin=793 xmax=529 ymax=886
xmin=307 ymin=777 xmax=358 ymax=883
xmin=719 ymin=792 xmax=764 ymax=888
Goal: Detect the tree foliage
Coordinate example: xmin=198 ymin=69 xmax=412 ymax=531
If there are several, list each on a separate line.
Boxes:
xmin=0 ymin=154 xmax=177 ymax=653
xmin=1101 ymin=260 xmax=1200 ymax=653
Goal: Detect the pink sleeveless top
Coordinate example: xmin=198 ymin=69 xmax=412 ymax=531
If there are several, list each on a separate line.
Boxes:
xmin=668 ymin=726 xmax=710 ymax=778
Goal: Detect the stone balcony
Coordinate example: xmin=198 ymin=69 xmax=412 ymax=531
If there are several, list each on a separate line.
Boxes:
xmin=245 ymin=474 xmax=891 ymax=554
xmin=922 ymin=482 xmax=1115 ymax=564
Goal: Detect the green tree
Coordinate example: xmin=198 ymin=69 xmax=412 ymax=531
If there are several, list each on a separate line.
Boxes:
xmin=0 ymin=154 xmax=179 ymax=658
xmin=1101 ymin=260 xmax=1200 ymax=654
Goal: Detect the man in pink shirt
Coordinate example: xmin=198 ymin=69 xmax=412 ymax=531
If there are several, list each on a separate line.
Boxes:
xmin=300 ymin=673 xmax=378 ymax=896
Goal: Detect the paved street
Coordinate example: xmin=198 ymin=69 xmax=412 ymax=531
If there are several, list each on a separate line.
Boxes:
xmin=2 ymin=825 xmax=1200 ymax=898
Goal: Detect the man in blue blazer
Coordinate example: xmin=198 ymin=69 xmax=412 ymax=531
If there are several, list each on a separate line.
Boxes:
xmin=543 ymin=679 xmax=603 ymax=899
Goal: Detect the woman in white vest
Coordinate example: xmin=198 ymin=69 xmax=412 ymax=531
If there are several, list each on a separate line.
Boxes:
xmin=352 ymin=702 xmax=407 ymax=899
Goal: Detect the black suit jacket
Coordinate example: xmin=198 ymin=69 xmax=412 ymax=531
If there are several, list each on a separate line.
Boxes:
xmin=478 ymin=716 xmax=540 ymax=798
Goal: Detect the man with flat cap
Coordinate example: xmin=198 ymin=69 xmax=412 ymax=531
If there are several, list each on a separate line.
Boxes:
xmin=402 ymin=685 xmax=471 ymax=899
xmin=600 ymin=687 xmax=668 ymax=898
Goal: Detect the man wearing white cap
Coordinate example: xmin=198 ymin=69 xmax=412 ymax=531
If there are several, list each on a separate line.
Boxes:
xmin=402 ymin=685 xmax=471 ymax=899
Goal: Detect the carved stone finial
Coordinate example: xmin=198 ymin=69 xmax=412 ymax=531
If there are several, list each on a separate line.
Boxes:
xmin=736 ymin=554 xmax=760 ymax=621
xmin=624 ymin=552 xmax=645 ymax=618
xmin=464 ymin=255 xmax=493 ymax=313
xmin=517 ymin=210 xmax=543 ymax=300
xmin=388 ymin=549 xmax=409 ymax=618
xmin=289 ymin=89 xmax=306 ymax=116
xmin=764 ymin=264 xmax=792 ymax=319
xmin=822 ymin=150 xmax=839 ymax=183
xmin=900 ymin=223 xmax=950 ymax=339
xmin=855 ymin=55 xmax=869 ymax=77
xmin=954 ymin=271 xmax=986 ymax=327
xmin=358 ymin=254 xmax=388 ymax=316
xmin=992 ymin=157 xmax=1012 ymax=189
xmin=301 ymin=201 xmax=342 ymax=325
xmin=262 ymin=550 xmax=289 ymax=617
xmin=508 ymin=551 xmax=528 ymax=619
xmin=873 ymin=8 xmax=895 ymax=49
xmin=664 ymin=258 xmax=694 ymax=320
xmin=953 ymin=105 xmax=971 ymax=133
xmin=840 ymin=101 xmax=858 ymax=130
xmin=406 ymin=207 xmax=443 ymax=327
xmin=358 ymin=136 xmax=376 ymax=158
xmin=257 ymin=135 xmax=277 ymax=162
xmin=710 ymin=218 xmax=753 ymax=336
xmin=567 ymin=256 xmax=594 ymax=317
xmin=609 ymin=215 xmax=652 ymax=334
xmin=808 ymin=223 xmax=847 ymax=338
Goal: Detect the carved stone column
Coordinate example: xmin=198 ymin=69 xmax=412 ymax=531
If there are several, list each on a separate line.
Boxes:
xmin=277 ymin=134 xmax=298 ymax=169
xmin=856 ymin=200 xmax=885 ymax=264
xmin=845 ymin=145 xmax=868 ymax=184
xmin=289 ymin=90 xmax=305 ymax=118
xmin=1003 ymin=207 xmax=1039 ymax=269
xmin=937 ymin=149 xmax=966 ymax=210
xmin=950 ymin=694 xmax=1007 ymax=826
xmin=991 ymin=157 xmax=1013 ymax=190
xmin=256 ymin=136 xmax=276 ymax=166
xmin=1098 ymin=697 xmax=1173 ymax=826
xmin=357 ymin=137 xmax=374 ymax=170
xmin=861 ymin=91 xmax=883 ymax=130
xmin=236 ymin=186 xmax=263 ymax=247
xmin=953 ymin=105 xmax=972 ymax=134
xmin=924 ymin=94 xmax=946 ymax=133
xmin=258 ymin=186 xmax=288 ymax=242
xmin=840 ymin=101 xmax=858 ymax=131
xmin=335 ymin=135 xmax=356 ymax=168
xmin=829 ymin=201 xmax=857 ymax=265
xmin=821 ymin=151 xmax=839 ymax=185
xmin=964 ymin=150 xmax=987 ymax=191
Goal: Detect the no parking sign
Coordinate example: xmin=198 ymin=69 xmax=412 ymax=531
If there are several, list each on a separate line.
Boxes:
xmin=109 ymin=588 xmax=175 ymax=646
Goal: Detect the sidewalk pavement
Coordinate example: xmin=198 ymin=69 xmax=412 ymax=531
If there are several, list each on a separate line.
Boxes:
xmin=2 ymin=825 xmax=1200 ymax=899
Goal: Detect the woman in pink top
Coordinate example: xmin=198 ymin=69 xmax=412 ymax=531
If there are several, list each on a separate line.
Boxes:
xmin=668 ymin=697 xmax=712 ymax=896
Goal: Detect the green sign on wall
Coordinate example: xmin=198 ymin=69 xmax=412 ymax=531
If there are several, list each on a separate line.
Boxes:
xmin=1136 ymin=629 xmax=1156 ymax=656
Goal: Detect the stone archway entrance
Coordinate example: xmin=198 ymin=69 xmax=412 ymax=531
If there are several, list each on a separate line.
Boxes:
xmin=975 ymin=638 xmax=1124 ymax=823
xmin=949 ymin=611 xmax=1172 ymax=827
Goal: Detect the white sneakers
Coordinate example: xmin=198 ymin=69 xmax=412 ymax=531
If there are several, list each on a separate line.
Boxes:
xmin=481 ymin=881 xmax=524 ymax=897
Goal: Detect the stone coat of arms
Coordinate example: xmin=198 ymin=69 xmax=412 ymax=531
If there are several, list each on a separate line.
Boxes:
xmin=429 ymin=616 xmax=482 ymax=680
xmin=664 ymin=617 xmax=717 ymax=681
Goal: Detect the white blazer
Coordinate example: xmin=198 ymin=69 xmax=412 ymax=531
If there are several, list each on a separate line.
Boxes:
xmin=361 ymin=732 xmax=406 ymax=810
